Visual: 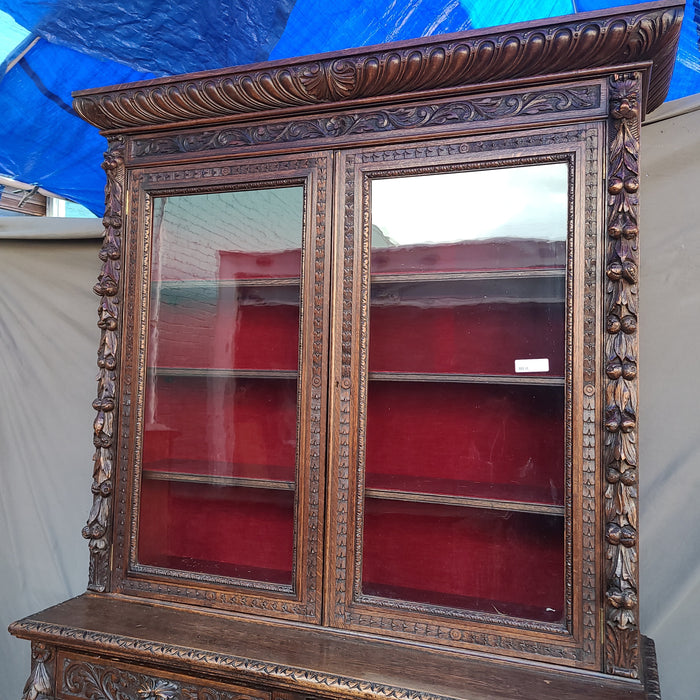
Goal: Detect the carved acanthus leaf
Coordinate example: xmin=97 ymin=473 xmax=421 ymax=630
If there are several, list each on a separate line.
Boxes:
xmin=22 ymin=643 xmax=54 ymax=700
xmin=63 ymin=661 xmax=249 ymax=700
xmin=130 ymin=86 xmax=600 ymax=158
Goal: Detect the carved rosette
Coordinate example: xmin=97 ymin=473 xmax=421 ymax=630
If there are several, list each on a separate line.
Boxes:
xmin=603 ymin=73 xmax=641 ymax=678
xmin=22 ymin=643 xmax=55 ymax=700
xmin=82 ymin=136 xmax=125 ymax=592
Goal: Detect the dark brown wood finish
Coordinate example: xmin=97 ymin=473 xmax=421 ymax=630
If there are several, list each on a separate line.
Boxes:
xmin=604 ymin=71 xmax=643 ymax=679
xmin=9 ymin=595 xmax=662 ymax=700
xmin=83 ymin=136 xmax=125 ymax=594
xmin=326 ymin=129 xmax=596 ymax=665
xmin=10 ymin=3 xmax=682 ymax=699
xmin=111 ymin=153 xmax=332 ymax=622
xmin=72 ymin=1 xmax=681 ymax=130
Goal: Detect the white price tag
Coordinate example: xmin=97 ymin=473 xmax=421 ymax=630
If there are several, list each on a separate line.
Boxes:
xmin=515 ymin=358 xmax=550 ymax=373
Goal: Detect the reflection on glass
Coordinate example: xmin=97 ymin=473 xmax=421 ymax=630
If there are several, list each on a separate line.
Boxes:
xmin=137 ymin=187 xmax=303 ymax=585
xmin=363 ymin=164 xmax=567 ymax=622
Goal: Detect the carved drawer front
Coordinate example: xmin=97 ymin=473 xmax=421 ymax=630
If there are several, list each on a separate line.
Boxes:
xmin=57 ymin=651 xmax=271 ymax=700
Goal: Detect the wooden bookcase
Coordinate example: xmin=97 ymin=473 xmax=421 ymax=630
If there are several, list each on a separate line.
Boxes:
xmin=10 ymin=3 xmax=682 ymax=698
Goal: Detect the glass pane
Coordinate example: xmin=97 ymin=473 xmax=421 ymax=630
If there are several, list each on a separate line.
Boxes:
xmin=365 ymin=382 xmax=564 ymax=505
xmin=363 ymin=500 xmax=564 ymax=622
xmin=138 ymin=187 xmax=303 ymax=586
xmin=370 ymin=277 xmax=565 ymax=376
xmin=364 ymin=164 xmax=567 ymax=621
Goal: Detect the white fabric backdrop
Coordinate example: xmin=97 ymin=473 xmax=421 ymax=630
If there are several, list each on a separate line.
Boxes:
xmin=1 ymin=238 xmax=99 ymax=699
xmin=638 ymin=94 xmax=700 ymax=700
xmin=2 ymin=99 xmax=699 ymax=698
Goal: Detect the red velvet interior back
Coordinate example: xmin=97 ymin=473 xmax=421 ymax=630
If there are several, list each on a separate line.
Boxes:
xmin=137 ymin=238 xmax=566 ymax=617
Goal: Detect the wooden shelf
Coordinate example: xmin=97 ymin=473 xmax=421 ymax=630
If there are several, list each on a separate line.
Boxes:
xmin=154 ymin=277 xmax=300 ymax=289
xmin=361 ymin=581 xmax=563 ymax=621
xmin=365 ymin=487 xmax=564 ymax=516
xmin=148 ymin=367 xmax=297 ymax=379
xmin=368 ymin=371 xmax=564 ymax=386
xmin=143 ymin=469 xmax=295 ymax=492
xmin=370 ymin=268 xmax=566 ymax=284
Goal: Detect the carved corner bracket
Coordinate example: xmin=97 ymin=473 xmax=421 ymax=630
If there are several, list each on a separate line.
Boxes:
xmin=22 ymin=642 xmax=55 ymax=700
xmin=603 ymin=72 xmax=641 ymax=678
xmin=82 ymin=136 xmax=125 ymax=593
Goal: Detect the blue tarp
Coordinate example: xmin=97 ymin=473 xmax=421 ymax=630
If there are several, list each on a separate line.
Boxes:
xmin=0 ymin=0 xmax=698 ymax=216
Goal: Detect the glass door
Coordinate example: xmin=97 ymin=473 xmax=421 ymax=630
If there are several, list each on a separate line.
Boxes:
xmin=327 ymin=143 xmax=580 ymax=646
xmin=121 ymin=155 xmax=331 ymax=623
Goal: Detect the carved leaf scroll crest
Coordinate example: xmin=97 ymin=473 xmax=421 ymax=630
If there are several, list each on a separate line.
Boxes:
xmin=604 ymin=72 xmax=641 ymax=679
xmin=82 ymin=136 xmax=125 ymax=593
xmin=130 ymin=86 xmax=600 ymax=159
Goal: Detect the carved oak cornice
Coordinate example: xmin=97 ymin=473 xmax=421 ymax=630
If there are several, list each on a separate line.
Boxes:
xmin=73 ymin=1 xmax=682 ymax=131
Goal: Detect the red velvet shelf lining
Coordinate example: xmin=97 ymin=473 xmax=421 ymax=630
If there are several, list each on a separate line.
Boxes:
xmin=218 ymin=248 xmax=302 ymax=280
xmin=369 ymin=299 xmax=564 ymax=376
xmin=150 ymin=285 xmax=300 ymax=372
xmin=141 ymin=459 xmax=295 ymax=483
xmin=362 ymin=499 xmax=564 ymax=623
xmin=371 ymin=239 xmax=566 ymax=276
xmin=138 ymin=480 xmax=295 ymax=584
xmin=142 ymin=376 xmax=298 ymax=474
xmin=139 ymin=237 xmax=568 ymax=610
xmin=365 ymin=382 xmax=565 ymax=505
xmin=365 ymin=476 xmax=561 ymax=507
xmin=148 ymin=274 xmax=564 ymax=378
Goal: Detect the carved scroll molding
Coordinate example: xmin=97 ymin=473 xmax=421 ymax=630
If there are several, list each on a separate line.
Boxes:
xmin=22 ymin=643 xmax=55 ymax=700
xmin=130 ymin=86 xmax=601 ymax=160
xmin=73 ymin=3 xmax=682 ymax=130
xmin=62 ymin=657 xmax=265 ymax=700
xmin=604 ymin=72 xmax=641 ymax=678
xmin=82 ymin=136 xmax=125 ymax=593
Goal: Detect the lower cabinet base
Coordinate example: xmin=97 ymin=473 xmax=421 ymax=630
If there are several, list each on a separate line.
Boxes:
xmin=10 ymin=594 xmax=661 ymax=700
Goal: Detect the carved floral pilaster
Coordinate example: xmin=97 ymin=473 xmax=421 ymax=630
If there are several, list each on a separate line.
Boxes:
xmin=22 ymin=643 xmax=55 ymax=700
xmin=82 ymin=136 xmax=125 ymax=592
xmin=604 ymin=72 xmax=641 ymax=678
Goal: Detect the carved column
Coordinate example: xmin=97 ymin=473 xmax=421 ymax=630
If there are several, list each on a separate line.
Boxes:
xmin=22 ymin=643 xmax=55 ymax=700
xmin=603 ymin=72 xmax=642 ymax=678
xmin=83 ymin=136 xmax=125 ymax=592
